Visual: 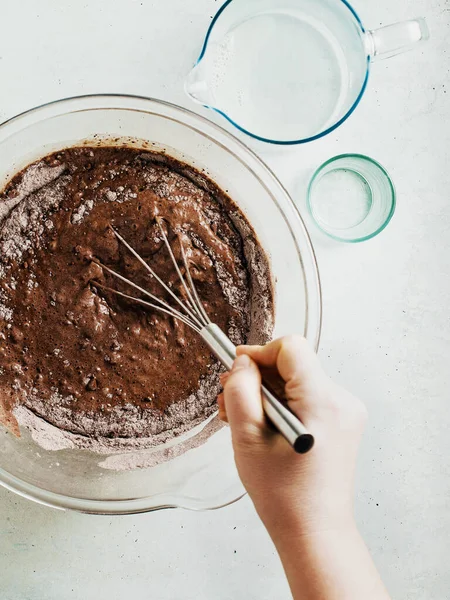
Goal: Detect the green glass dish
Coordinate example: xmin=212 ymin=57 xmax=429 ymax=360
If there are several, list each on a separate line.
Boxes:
xmin=307 ymin=154 xmax=396 ymax=243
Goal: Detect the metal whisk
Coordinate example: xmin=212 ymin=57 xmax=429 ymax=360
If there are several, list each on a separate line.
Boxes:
xmin=94 ymin=219 xmax=314 ymax=454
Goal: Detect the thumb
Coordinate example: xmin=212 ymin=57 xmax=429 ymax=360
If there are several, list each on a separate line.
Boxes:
xmin=223 ymin=354 xmax=265 ymax=441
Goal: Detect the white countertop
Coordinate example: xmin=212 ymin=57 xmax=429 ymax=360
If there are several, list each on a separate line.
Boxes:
xmin=1 ymin=0 xmax=449 ymax=598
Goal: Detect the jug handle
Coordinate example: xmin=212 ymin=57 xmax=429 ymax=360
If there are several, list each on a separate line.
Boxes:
xmin=365 ymin=18 xmax=429 ymax=61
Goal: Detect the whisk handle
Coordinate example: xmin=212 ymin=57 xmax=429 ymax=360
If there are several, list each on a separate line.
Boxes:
xmin=201 ymin=324 xmax=314 ymax=454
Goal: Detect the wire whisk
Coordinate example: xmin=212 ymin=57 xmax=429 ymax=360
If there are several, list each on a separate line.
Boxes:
xmin=93 ymin=219 xmax=314 ymax=454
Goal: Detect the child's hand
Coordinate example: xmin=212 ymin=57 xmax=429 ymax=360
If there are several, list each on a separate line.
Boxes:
xmin=219 ymin=337 xmax=390 ymax=600
xmin=218 ymin=336 xmax=368 ymax=537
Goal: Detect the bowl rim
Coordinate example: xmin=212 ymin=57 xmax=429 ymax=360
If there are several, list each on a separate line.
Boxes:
xmin=306 ymin=153 xmax=396 ymax=242
xmin=0 ymin=94 xmax=322 ymax=514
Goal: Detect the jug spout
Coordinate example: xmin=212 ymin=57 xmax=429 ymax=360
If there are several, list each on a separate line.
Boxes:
xmin=184 ymin=62 xmax=215 ymax=107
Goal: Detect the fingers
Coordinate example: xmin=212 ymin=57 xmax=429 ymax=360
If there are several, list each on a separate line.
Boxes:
xmin=223 ymin=354 xmax=265 ymax=436
xmin=218 ymin=372 xmax=230 ymax=423
xmin=237 ymin=336 xmax=321 ymax=383
xmin=219 ymin=371 xmax=230 ymax=386
xmin=238 ymin=336 xmax=330 ymax=422
xmin=236 ymin=341 xmax=280 ymax=368
xmin=217 ymin=392 xmax=228 ymax=423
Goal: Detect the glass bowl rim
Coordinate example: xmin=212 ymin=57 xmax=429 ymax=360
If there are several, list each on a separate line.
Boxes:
xmin=0 ymin=94 xmax=322 ymax=513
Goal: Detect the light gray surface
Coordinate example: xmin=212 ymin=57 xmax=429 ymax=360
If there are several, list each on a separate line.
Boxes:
xmin=0 ymin=0 xmax=449 ymax=598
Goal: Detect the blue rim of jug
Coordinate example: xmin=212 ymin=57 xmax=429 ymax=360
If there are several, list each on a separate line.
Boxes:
xmin=195 ymin=0 xmax=371 ymax=145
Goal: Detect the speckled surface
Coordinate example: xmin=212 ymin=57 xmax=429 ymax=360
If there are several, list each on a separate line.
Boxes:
xmin=0 ymin=0 xmax=449 ymax=599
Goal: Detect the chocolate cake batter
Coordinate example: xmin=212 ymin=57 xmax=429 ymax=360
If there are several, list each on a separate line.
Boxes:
xmin=0 ymin=147 xmax=273 ymax=450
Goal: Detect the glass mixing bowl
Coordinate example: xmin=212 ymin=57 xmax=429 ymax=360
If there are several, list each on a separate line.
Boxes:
xmin=0 ymin=95 xmax=321 ymax=514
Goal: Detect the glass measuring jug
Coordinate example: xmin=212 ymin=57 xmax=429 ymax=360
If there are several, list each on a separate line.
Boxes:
xmin=185 ymin=0 xmax=429 ymax=144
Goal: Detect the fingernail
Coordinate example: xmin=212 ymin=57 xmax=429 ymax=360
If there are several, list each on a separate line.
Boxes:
xmin=232 ymin=354 xmax=251 ymax=372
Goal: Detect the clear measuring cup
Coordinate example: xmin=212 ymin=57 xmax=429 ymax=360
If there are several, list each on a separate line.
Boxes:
xmin=185 ymin=0 xmax=429 ymax=144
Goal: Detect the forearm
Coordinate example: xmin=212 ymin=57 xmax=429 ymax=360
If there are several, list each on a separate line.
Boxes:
xmin=266 ymin=518 xmax=390 ymax=600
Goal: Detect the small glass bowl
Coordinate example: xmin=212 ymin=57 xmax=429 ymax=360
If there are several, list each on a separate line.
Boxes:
xmin=307 ymin=154 xmax=396 ymax=242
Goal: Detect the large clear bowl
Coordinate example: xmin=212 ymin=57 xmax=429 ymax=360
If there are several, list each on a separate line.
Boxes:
xmin=0 ymin=95 xmax=321 ymax=514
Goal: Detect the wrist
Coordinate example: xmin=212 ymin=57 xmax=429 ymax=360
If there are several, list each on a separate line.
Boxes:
xmin=266 ymin=514 xmax=359 ymax=562
xmin=253 ymin=495 xmax=356 ymax=542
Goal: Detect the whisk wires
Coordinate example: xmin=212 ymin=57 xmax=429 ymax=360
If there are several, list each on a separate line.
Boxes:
xmin=92 ymin=220 xmax=210 ymax=333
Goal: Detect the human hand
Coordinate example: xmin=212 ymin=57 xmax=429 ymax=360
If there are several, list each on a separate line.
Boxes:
xmin=218 ymin=336 xmax=368 ymax=538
